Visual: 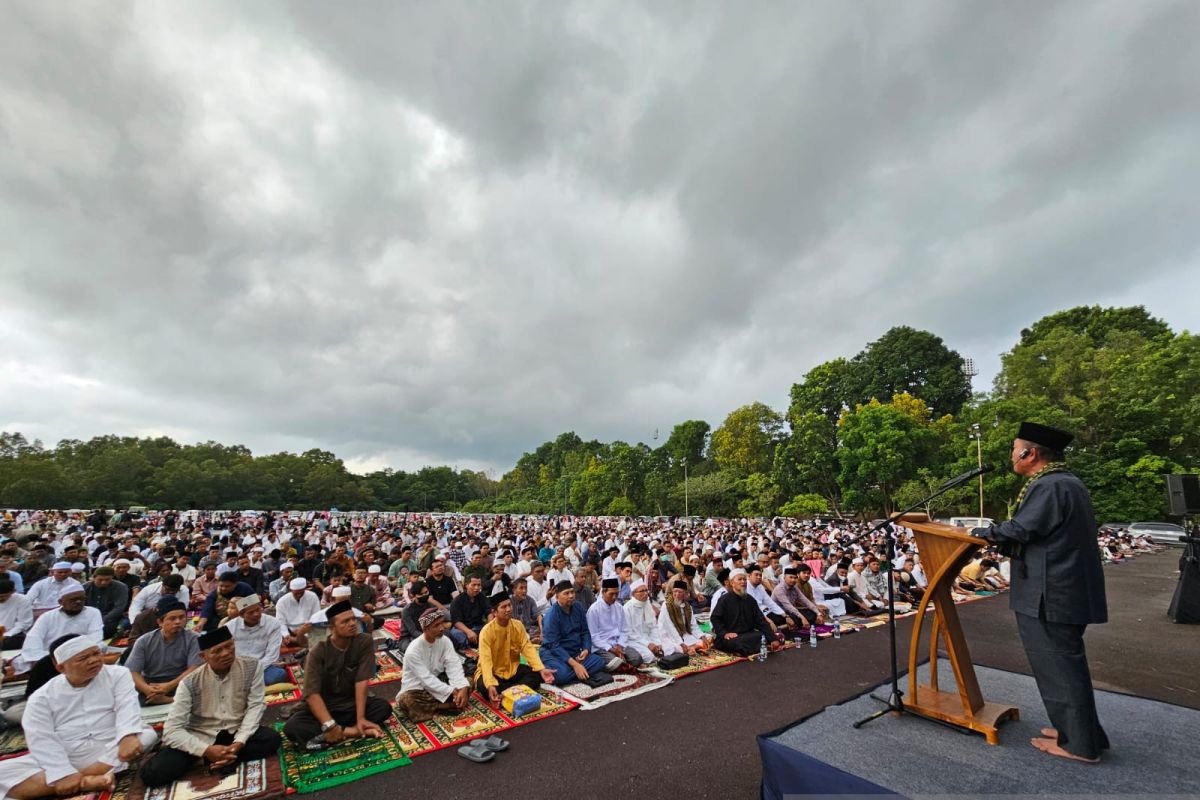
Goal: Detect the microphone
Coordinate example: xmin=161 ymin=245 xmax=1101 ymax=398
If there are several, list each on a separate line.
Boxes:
xmin=939 ymin=463 xmax=996 ymax=490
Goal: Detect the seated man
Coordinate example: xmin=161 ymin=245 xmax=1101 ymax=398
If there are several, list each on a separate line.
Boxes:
xmin=282 ymin=601 xmax=391 ymax=749
xmin=223 ymin=595 xmax=288 ymax=685
xmin=125 ymin=597 xmax=201 ymax=704
xmin=366 ymin=564 xmax=394 ymax=608
xmin=711 ymin=570 xmax=781 ymax=656
xmin=448 ymin=575 xmax=490 ymax=650
xmin=83 ymin=567 xmax=130 ymax=638
xmin=586 ymin=577 xmax=642 ymax=670
xmin=267 ymin=563 xmax=295 ymax=604
xmin=623 ymin=580 xmax=664 ymax=663
xmin=24 ymin=562 xmax=77 ymax=617
xmin=657 ymin=579 xmax=712 ymax=656
xmin=772 ymin=566 xmax=827 ymax=629
xmin=508 ymin=577 xmax=541 ymax=642
xmin=129 ymin=571 xmax=191 ymax=622
xmin=196 ymin=574 xmax=255 ymax=633
xmin=395 ymin=608 xmax=471 ymax=722
xmin=398 ymin=580 xmax=432 ymax=653
xmin=190 ymin=563 xmax=221 ymax=610
xmin=0 ymin=577 xmax=34 ymax=649
xmin=11 ymin=581 xmax=103 ymax=674
xmin=745 ymin=564 xmax=790 ymax=630
xmin=0 ymin=638 xmax=158 ymax=799
xmin=274 ymin=577 xmax=320 ymax=647
xmin=139 ymin=627 xmax=282 ymax=787
xmin=538 ymin=580 xmax=608 ymax=685
xmin=474 ymin=590 xmax=556 ymax=704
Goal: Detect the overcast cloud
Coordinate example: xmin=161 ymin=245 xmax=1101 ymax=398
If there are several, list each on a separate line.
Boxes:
xmin=2 ymin=0 xmax=1198 ymax=475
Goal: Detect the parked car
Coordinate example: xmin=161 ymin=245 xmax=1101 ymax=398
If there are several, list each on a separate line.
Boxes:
xmin=949 ymin=516 xmax=994 ymax=529
xmin=1100 ymin=522 xmax=1130 ymax=533
xmin=1127 ymin=521 xmax=1187 ymax=545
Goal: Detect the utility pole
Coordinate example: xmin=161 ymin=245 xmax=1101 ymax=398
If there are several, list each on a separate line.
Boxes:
xmin=683 ymin=456 xmax=689 ymax=518
xmin=971 ymin=423 xmax=984 ymax=518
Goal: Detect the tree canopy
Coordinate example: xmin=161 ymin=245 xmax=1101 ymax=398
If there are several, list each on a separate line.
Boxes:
xmin=2 ymin=307 xmax=1194 ymax=521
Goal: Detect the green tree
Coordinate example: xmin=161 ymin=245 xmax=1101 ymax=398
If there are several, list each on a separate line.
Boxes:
xmin=710 ymin=402 xmax=784 ymax=476
xmin=850 ymin=326 xmax=972 ymax=417
xmin=837 ymin=395 xmax=942 ymax=515
xmin=778 ymin=493 xmax=830 ymax=518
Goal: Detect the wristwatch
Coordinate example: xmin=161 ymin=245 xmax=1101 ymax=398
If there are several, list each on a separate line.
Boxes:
xmin=321 ymin=720 xmax=338 ymax=732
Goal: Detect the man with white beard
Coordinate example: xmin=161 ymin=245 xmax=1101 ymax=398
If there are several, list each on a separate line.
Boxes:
xmin=622 ymin=580 xmax=663 ymax=663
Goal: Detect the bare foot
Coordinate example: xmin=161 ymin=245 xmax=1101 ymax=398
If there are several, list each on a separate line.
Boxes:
xmin=79 ymin=772 xmax=116 ymax=793
xmin=1031 ymin=736 xmax=1099 ymax=763
xmin=1041 ymin=727 xmax=1058 ymax=738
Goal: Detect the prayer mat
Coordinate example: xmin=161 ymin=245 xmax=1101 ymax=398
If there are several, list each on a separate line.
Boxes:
xmin=0 ymin=726 xmax=27 ymax=759
xmin=388 ymin=687 xmax=576 ymax=756
xmin=413 ymin=693 xmax=511 ymax=747
xmin=384 ymin=713 xmax=439 ymax=758
xmin=264 ymin=666 xmax=302 ymax=706
xmin=127 ymin=757 xmax=284 ymax=800
xmin=545 ymin=669 xmax=672 ymax=710
xmin=108 ymin=635 xmax=131 ymax=648
xmin=275 ymin=721 xmax=411 ymax=793
xmin=371 ymin=651 xmax=404 ymax=685
xmin=655 ymin=648 xmax=744 ymax=679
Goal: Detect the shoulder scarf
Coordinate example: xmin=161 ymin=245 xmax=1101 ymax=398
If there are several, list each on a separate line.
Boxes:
xmin=666 ymin=596 xmax=693 ymax=635
xmin=1012 ymin=462 xmax=1070 ymax=515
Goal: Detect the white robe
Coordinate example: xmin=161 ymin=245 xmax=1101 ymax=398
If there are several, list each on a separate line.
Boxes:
xmin=0 ymin=666 xmax=158 ymax=795
xmin=24 ymin=577 xmax=74 ymax=613
xmin=656 ymin=600 xmax=705 ymax=657
xmin=13 ymin=607 xmax=104 ymax=673
xmin=623 ymin=598 xmax=660 ymax=662
xmin=807 ymin=576 xmax=848 ymax=618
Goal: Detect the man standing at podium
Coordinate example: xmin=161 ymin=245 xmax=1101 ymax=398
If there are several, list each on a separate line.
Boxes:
xmin=974 ymin=421 xmax=1109 ymax=763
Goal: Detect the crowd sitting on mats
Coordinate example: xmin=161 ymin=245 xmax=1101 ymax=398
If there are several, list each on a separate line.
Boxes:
xmin=0 ymin=508 xmax=1160 ymax=796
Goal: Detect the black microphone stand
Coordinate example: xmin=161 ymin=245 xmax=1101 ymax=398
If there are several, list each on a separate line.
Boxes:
xmin=851 ymin=475 xmax=983 ymax=734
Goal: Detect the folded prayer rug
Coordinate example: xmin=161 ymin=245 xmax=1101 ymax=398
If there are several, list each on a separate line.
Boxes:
xmin=654 ymin=648 xmax=744 ymax=679
xmin=275 ymin=722 xmax=411 ymax=793
xmin=371 ymin=651 xmax=404 ymax=685
xmin=545 ymin=669 xmax=673 ymax=710
xmin=264 ymin=666 xmax=303 ymax=706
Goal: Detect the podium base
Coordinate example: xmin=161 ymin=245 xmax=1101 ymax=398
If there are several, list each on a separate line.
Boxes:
xmin=906 ymin=685 xmax=1020 ymax=744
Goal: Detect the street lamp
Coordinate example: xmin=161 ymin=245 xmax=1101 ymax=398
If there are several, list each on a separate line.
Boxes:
xmin=969 ymin=423 xmax=984 ymax=518
xmin=682 ymin=456 xmax=689 ymax=518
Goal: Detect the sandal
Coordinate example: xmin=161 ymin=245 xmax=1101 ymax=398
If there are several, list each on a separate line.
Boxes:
xmin=480 ymin=735 xmax=509 ymax=752
xmin=457 ymin=741 xmax=495 ymax=763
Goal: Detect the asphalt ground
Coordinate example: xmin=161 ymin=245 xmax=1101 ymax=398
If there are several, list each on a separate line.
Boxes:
xmin=292 ymin=548 xmax=1197 ymax=800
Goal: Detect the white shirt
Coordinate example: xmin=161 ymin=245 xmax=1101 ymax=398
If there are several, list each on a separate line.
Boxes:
xmin=623 ymin=598 xmax=660 ymax=649
xmin=224 ymin=614 xmax=285 ymax=669
xmin=20 ymin=666 xmax=154 ymax=784
xmin=0 ymin=592 xmax=34 ymax=636
xmin=398 ymin=634 xmax=468 ymax=702
xmin=25 ymin=576 xmax=74 ymax=612
xmin=16 ymin=607 xmax=105 ymax=672
xmin=128 ymin=582 xmax=191 ymax=621
xmin=585 ymin=597 xmax=629 ymax=651
xmin=275 ymin=591 xmax=321 ymax=631
xmin=527 ymin=578 xmax=551 ymax=613
xmin=747 ymin=580 xmax=784 ymax=616
xmin=547 ymin=568 xmax=573 ymax=586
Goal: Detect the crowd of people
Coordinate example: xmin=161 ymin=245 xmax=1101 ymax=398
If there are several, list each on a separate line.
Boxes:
xmin=0 ymin=506 xmax=1158 ymax=796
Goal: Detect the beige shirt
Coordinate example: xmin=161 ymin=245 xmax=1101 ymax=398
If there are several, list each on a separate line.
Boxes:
xmin=162 ymin=656 xmax=265 ymax=756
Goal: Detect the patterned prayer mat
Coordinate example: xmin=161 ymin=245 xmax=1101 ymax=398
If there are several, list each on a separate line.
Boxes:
xmin=654 ymin=648 xmax=744 ymax=679
xmin=546 ymin=669 xmax=673 ymax=710
xmin=0 ymin=726 xmax=28 ymax=759
xmin=396 ymin=688 xmax=578 ymax=753
xmin=264 ymin=666 xmax=302 ymax=706
xmin=275 ymin=722 xmax=412 ymax=793
xmin=371 ymin=651 xmax=404 ymax=685
xmin=127 ymin=757 xmax=284 ymax=800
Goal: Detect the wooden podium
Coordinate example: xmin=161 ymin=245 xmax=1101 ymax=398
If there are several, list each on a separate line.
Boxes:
xmin=899 ymin=513 xmax=1019 ymax=744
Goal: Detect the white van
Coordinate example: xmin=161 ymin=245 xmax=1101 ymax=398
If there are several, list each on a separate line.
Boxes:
xmin=949 ymin=517 xmax=993 ymax=529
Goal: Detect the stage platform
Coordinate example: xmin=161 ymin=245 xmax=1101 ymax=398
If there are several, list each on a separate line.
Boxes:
xmin=760 ymin=659 xmax=1200 ymax=799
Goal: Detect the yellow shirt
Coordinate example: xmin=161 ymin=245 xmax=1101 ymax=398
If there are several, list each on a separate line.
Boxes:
xmin=475 ymin=617 xmax=543 ymax=688
xmin=959 ymin=561 xmax=984 ymax=581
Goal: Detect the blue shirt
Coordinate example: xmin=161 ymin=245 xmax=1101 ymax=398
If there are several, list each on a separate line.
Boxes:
xmin=539 ymin=599 xmax=592 ymax=664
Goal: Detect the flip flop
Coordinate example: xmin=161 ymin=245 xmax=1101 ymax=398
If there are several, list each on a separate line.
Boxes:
xmin=457 ymin=741 xmax=495 ymax=763
xmin=480 ymin=735 xmax=509 ymax=752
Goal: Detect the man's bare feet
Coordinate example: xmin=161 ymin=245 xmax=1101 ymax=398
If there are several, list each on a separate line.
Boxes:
xmin=1031 ymin=736 xmax=1099 ymax=763
xmin=1041 ymin=727 xmax=1058 ymax=738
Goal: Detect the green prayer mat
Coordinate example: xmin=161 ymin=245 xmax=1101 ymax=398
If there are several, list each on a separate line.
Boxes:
xmin=0 ymin=726 xmax=28 ymax=758
xmin=275 ymin=722 xmax=412 ymax=793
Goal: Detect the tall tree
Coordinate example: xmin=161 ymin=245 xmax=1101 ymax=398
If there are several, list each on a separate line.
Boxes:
xmin=851 ymin=326 xmax=972 ymax=417
xmin=710 ymin=402 xmax=785 ymax=476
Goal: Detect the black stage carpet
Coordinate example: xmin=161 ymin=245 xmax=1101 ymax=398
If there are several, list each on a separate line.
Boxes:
xmin=294 ymin=549 xmax=1198 ymax=800
xmin=765 ymin=660 xmax=1200 ymax=798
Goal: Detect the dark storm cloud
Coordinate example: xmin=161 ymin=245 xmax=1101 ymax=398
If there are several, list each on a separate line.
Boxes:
xmin=2 ymin=0 xmax=1198 ymax=474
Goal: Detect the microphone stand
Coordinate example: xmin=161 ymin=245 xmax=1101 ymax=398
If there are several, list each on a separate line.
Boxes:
xmin=851 ymin=475 xmax=982 ymax=734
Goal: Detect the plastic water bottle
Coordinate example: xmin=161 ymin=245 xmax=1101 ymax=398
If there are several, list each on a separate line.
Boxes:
xmin=793 ymin=629 xmax=803 ymax=649
xmin=758 ymin=635 xmax=768 ymax=662
xmin=834 ymin=619 xmax=842 ymax=639
xmin=810 ymin=626 xmax=818 ymax=648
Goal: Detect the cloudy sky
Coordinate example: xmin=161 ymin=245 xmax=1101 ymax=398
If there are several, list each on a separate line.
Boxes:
xmin=2 ymin=1 xmax=1198 ymax=475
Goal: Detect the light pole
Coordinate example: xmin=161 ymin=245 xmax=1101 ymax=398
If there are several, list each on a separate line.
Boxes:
xmin=682 ymin=456 xmax=689 ymax=518
xmin=970 ymin=423 xmax=984 ymax=518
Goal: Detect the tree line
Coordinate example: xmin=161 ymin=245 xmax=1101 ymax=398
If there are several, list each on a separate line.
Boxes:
xmin=2 ymin=306 xmax=1196 ymax=522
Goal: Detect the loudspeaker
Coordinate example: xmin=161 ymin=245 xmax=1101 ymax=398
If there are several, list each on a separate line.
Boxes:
xmin=1165 ymin=474 xmax=1200 ymax=516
